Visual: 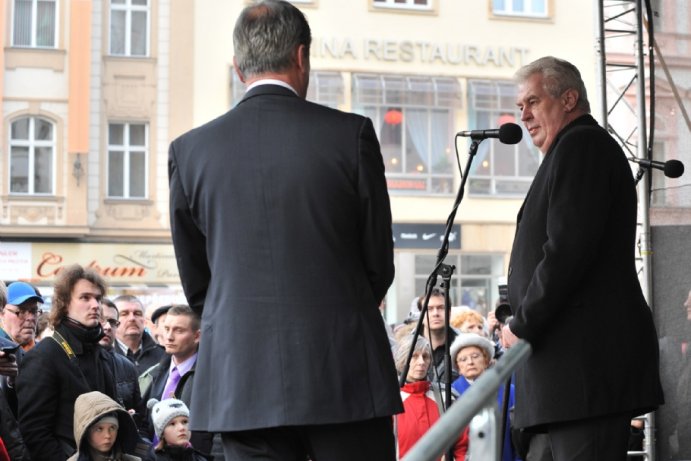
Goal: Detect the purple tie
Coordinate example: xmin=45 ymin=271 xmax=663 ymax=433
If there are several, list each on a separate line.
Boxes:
xmin=162 ymin=367 xmax=181 ymax=399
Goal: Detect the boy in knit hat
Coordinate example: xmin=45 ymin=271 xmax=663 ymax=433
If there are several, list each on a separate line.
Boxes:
xmin=147 ymin=399 xmax=209 ymax=461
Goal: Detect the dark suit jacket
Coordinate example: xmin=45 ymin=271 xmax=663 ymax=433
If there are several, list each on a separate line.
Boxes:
xmin=169 ymin=83 xmax=402 ymax=432
xmin=507 ymin=114 xmax=663 ymax=429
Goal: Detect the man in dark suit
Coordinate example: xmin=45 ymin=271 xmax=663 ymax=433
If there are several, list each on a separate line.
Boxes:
xmin=168 ymin=1 xmax=402 ymax=459
xmin=501 ymin=56 xmax=664 ymax=461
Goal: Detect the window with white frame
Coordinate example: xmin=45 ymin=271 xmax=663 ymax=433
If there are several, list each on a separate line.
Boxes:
xmin=373 ymin=0 xmax=432 ymax=11
xmin=353 ymin=74 xmax=461 ymax=195
xmin=9 ymin=116 xmax=55 ymax=195
xmin=414 ymin=253 xmax=505 ymax=315
xmin=12 ymin=0 xmax=57 ymax=48
xmin=492 ymin=0 xmax=548 ymax=18
xmin=107 ymin=122 xmax=148 ymax=199
xmin=110 ymin=0 xmax=149 ymax=57
xmin=467 ymin=80 xmax=540 ymax=196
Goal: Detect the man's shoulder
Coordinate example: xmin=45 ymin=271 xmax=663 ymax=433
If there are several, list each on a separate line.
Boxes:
xmin=111 ymin=349 xmax=137 ymax=371
xmin=141 ymin=332 xmax=164 ymax=354
xmin=26 ymin=334 xmax=63 ymax=356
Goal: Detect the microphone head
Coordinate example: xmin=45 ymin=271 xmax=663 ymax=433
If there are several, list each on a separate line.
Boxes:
xmin=664 ymin=159 xmax=684 ymax=178
xmin=498 ymin=123 xmax=523 ymax=145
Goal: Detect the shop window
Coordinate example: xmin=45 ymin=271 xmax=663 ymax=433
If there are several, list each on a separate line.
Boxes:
xmin=492 ymin=0 xmax=548 ymax=18
xmin=467 ymin=80 xmax=540 ymax=196
xmin=12 ymin=0 xmax=57 ymax=48
xmin=9 ymin=116 xmax=55 ymax=195
xmin=353 ymin=74 xmax=461 ymax=195
xmin=110 ymin=0 xmax=149 ymax=56
xmin=107 ymin=122 xmax=148 ymax=199
xmin=414 ymin=253 xmax=505 ymax=315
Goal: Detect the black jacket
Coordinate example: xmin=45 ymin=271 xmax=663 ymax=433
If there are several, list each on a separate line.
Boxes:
xmin=154 ymin=444 xmax=210 ymax=461
xmin=507 ymin=114 xmax=664 ymax=428
xmin=115 ymin=332 xmax=165 ymax=376
xmin=17 ymin=322 xmax=117 ymax=461
xmin=109 ymin=348 xmax=146 ymax=428
xmin=0 ymin=336 xmax=30 ymax=460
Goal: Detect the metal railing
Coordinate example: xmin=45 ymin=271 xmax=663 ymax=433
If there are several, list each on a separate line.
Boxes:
xmin=402 ymin=339 xmax=656 ymax=461
xmin=402 ymin=340 xmax=532 ymax=461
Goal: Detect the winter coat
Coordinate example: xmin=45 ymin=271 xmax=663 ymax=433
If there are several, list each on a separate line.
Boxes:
xmin=17 ymin=322 xmax=118 ymax=461
xmin=153 ymin=444 xmax=210 ymax=461
xmin=67 ymin=391 xmax=141 ymax=461
xmin=109 ymin=350 xmax=145 ymax=429
xmin=452 ymin=375 xmax=520 ymax=461
xmin=507 ymin=114 xmax=663 ymax=428
xmin=114 ymin=333 xmax=165 ymax=377
xmin=0 ymin=336 xmax=30 ymax=460
xmin=397 ymin=380 xmax=467 ymax=460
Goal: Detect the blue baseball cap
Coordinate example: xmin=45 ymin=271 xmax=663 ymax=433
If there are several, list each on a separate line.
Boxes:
xmin=6 ymin=282 xmax=44 ymax=306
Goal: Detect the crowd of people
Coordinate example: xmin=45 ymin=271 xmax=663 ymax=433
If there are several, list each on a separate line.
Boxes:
xmin=0 ymin=1 xmax=666 ymax=459
xmin=0 ymin=267 xmax=528 ymax=461
xmin=0 ymin=268 xmax=216 ymax=461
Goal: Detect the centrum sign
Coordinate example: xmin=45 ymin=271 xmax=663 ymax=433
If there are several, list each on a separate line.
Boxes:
xmin=1 ymin=242 xmax=181 ymax=284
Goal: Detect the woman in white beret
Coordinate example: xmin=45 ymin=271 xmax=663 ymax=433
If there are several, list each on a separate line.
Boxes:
xmin=450 ymin=332 xmax=519 ymax=461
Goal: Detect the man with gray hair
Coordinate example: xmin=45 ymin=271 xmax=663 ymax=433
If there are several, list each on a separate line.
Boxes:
xmin=113 ymin=294 xmax=164 ymax=376
xmin=168 ymin=1 xmax=401 ymax=459
xmin=502 ymin=56 xmax=663 ymax=460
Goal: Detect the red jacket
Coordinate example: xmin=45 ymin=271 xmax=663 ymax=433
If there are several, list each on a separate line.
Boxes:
xmin=397 ymin=381 xmax=468 ymax=460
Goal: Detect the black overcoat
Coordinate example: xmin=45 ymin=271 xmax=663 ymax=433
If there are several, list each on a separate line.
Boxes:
xmin=507 ymin=115 xmax=664 ymax=429
xmin=17 ymin=324 xmax=117 ymax=460
xmin=168 ymin=84 xmax=402 ymax=432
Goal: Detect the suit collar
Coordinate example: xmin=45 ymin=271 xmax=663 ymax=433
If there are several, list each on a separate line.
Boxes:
xmin=516 ymin=113 xmax=597 ymax=222
xmin=544 ymin=113 xmax=596 ymax=157
xmin=239 ymin=83 xmax=300 ymax=105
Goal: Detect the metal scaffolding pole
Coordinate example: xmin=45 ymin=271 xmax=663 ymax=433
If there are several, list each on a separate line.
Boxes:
xmin=597 ymin=0 xmax=656 ymax=459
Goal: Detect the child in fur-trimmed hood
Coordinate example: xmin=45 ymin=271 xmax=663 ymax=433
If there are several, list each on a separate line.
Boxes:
xmin=69 ymin=391 xmax=141 ymax=461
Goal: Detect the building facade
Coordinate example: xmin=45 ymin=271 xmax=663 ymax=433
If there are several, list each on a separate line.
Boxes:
xmin=0 ymin=0 xmax=598 ymax=321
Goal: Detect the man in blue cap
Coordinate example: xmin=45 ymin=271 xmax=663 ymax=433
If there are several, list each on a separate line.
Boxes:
xmin=0 ymin=281 xmax=31 ymax=459
xmin=2 ymin=282 xmax=43 ymax=351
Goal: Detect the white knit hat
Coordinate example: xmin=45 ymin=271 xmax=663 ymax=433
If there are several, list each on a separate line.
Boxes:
xmin=147 ymin=398 xmax=189 ymax=438
xmin=449 ymin=332 xmax=495 ymax=365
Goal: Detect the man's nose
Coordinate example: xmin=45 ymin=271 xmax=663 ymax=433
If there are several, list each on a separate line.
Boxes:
xmin=520 ymin=107 xmax=530 ymax=121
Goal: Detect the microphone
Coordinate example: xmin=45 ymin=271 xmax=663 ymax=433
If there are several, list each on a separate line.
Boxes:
xmin=457 ymin=123 xmax=523 ymax=144
xmin=629 ymin=157 xmax=685 ymax=178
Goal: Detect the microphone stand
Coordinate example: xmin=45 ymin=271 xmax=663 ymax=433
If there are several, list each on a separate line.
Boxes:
xmin=634 ymin=166 xmax=646 ymax=185
xmin=399 ymin=138 xmax=483 ymax=459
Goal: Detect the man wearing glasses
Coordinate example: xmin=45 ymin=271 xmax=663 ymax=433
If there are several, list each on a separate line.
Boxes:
xmin=1 ymin=282 xmax=43 ymax=352
xmin=99 ymin=299 xmax=144 ymax=430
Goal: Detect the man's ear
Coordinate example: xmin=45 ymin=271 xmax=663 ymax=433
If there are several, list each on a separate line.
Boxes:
xmin=562 ymin=88 xmax=579 ymax=112
xmin=296 ymin=44 xmax=309 ymax=72
xmin=233 ymin=56 xmax=246 ymax=84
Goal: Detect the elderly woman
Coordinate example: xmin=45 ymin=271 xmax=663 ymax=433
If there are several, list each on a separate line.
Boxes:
xmin=450 ymin=332 xmax=520 ymax=461
xmin=450 ymin=308 xmax=488 ymax=337
xmin=394 ymin=334 xmax=468 ymax=460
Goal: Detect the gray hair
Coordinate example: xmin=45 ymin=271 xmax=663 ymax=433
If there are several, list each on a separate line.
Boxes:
xmin=394 ymin=334 xmax=432 ymax=374
xmin=514 ymin=56 xmax=590 ymax=114
xmin=233 ymin=0 xmax=311 ymax=78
